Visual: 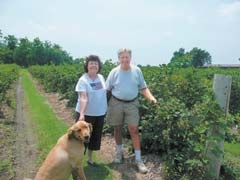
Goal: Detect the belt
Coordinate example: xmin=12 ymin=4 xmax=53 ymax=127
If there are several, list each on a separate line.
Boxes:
xmin=112 ymin=95 xmax=137 ymax=103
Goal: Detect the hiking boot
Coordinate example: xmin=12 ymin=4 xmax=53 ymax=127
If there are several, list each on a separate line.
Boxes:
xmin=113 ymin=152 xmax=123 ymax=163
xmin=136 ymin=160 xmax=148 ymax=174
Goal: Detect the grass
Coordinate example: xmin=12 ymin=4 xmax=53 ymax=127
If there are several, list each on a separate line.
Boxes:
xmin=222 ymin=142 xmax=240 ymax=179
xmin=20 ymin=69 xmax=113 ymax=180
xmin=224 ymin=142 xmax=240 ymax=156
xmin=21 ymin=69 xmax=67 ymax=158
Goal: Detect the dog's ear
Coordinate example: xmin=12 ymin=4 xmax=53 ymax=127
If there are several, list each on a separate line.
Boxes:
xmin=67 ymin=126 xmax=74 ymax=139
xmin=88 ymin=123 xmax=93 ymax=133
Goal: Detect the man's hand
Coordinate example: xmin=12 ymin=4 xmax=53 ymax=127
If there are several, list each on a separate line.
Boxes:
xmin=150 ymin=97 xmax=157 ymax=104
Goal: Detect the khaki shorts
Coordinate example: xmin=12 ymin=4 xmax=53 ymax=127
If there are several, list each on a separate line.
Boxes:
xmin=106 ymin=96 xmax=140 ymax=126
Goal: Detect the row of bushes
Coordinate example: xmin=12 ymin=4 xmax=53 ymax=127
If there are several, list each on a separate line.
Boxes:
xmin=28 ymin=60 xmax=115 ymax=107
xmin=28 ymin=64 xmax=240 ymax=179
xmin=0 ymin=64 xmax=19 ymax=116
xmin=140 ymin=67 xmax=240 ymax=179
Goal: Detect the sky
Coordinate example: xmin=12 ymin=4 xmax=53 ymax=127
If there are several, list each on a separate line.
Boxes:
xmin=0 ymin=0 xmax=240 ymax=66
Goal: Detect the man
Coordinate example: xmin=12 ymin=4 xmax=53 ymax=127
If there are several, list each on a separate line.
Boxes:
xmin=106 ymin=48 xmax=157 ymax=173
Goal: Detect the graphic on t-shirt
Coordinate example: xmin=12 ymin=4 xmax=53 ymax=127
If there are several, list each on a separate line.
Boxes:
xmin=90 ymin=82 xmax=103 ymax=90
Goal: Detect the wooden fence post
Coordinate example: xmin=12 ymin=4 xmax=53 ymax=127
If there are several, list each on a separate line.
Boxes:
xmin=205 ymin=74 xmax=232 ymax=179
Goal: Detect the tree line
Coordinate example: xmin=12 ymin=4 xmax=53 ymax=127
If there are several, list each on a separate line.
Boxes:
xmin=0 ymin=30 xmax=212 ymax=67
xmin=0 ymin=30 xmax=83 ymax=67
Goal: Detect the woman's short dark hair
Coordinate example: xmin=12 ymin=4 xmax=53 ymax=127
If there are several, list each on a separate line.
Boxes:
xmin=84 ymin=55 xmax=102 ymax=73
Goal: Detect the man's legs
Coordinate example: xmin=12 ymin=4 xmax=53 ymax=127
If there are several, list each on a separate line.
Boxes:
xmin=114 ymin=125 xmax=123 ymax=145
xmin=128 ymin=124 xmax=148 ymax=173
xmin=113 ymin=125 xmax=124 ymax=163
xmin=128 ymin=124 xmax=141 ymax=161
xmin=128 ymin=125 xmax=140 ymax=150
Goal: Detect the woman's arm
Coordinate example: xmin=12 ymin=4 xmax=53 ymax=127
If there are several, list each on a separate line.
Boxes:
xmin=79 ymin=91 xmax=88 ymax=121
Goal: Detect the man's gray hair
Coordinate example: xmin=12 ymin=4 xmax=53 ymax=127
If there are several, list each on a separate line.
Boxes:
xmin=117 ymin=48 xmax=132 ymax=58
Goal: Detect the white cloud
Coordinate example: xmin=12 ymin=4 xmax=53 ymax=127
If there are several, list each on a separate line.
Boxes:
xmin=28 ymin=21 xmax=57 ymax=33
xmin=218 ymin=1 xmax=240 ymax=16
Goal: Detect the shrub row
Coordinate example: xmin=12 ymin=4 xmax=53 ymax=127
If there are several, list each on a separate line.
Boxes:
xmin=28 ymin=60 xmax=115 ymax=107
xmin=0 ymin=64 xmax=19 ymax=115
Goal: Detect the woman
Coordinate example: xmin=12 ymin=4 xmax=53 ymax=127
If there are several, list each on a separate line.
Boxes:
xmin=75 ymin=55 xmax=107 ymax=166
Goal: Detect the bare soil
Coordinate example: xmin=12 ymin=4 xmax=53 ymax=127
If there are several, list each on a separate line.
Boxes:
xmin=14 ymin=77 xmax=38 ymax=180
xmin=3 ymin=76 xmax=163 ymax=180
xmin=0 ymin=78 xmax=38 ymax=180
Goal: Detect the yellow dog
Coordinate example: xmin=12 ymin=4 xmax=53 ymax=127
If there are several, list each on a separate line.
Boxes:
xmin=24 ymin=120 xmax=92 ymax=180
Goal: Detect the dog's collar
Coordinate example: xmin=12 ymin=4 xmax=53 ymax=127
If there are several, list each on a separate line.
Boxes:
xmin=84 ymin=142 xmax=88 ymax=155
xmin=69 ymin=135 xmax=88 ymax=155
xmin=73 ymin=137 xmax=88 ymax=155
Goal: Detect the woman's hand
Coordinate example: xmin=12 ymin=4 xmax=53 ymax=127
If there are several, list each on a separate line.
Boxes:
xmin=79 ymin=114 xmax=85 ymax=121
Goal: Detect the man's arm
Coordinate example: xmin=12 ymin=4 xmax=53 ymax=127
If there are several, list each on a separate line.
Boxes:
xmin=140 ymin=88 xmax=157 ymax=104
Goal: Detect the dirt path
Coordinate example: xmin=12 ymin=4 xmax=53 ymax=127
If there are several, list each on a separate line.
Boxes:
xmin=14 ymin=77 xmax=38 ymax=180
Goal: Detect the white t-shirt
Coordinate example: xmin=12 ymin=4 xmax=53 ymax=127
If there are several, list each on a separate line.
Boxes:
xmin=75 ymin=73 xmax=107 ymax=116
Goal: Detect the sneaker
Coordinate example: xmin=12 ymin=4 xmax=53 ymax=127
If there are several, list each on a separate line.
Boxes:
xmin=136 ymin=160 xmax=148 ymax=174
xmin=113 ymin=152 xmax=123 ymax=163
